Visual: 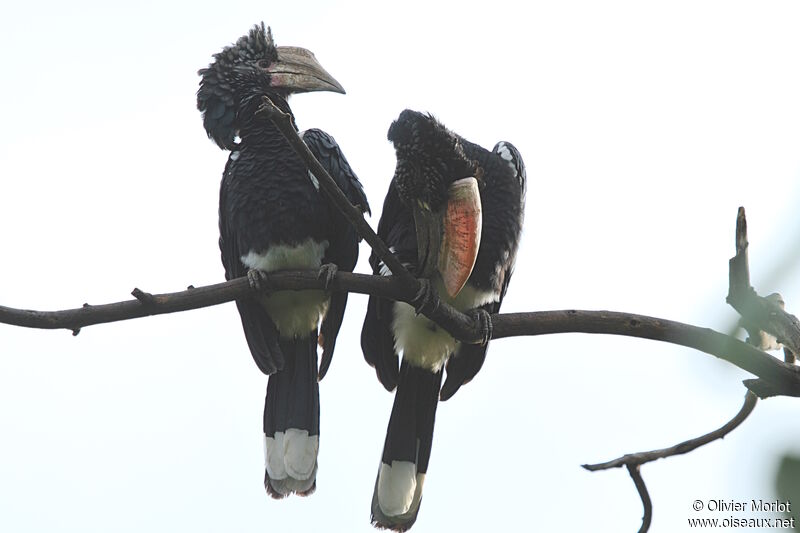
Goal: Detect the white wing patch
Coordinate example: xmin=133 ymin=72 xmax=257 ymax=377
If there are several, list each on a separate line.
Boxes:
xmin=496 ymin=142 xmax=514 ymax=164
xmin=494 ymin=141 xmax=527 ymax=202
xmin=308 ymin=170 xmax=320 ymax=191
xmin=299 ymin=130 xmax=321 ymax=191
xmin=496 ymin=143 xmax=512 ymax=161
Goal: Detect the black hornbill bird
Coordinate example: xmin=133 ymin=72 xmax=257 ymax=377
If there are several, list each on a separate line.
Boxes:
xmin=362 ymin=110 xmax=526 ymax=530
xmin=197 ymin=23 xmax=369 ymax=498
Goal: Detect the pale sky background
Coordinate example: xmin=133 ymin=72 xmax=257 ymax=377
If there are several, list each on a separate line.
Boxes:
xmin=1 ymin=1 xmax=799 ymax=532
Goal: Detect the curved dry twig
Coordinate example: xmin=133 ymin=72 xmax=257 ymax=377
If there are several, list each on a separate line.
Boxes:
xmin=583 ymin=391 xmax=757 ymax=533
xmin=583 ymin=391 xmax=758 ymax=472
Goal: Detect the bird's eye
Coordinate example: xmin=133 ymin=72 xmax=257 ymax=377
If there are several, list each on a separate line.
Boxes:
xmin=257 ymin=59 xmax=271 ymax=69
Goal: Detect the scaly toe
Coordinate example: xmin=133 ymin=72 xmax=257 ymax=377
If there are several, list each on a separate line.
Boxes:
xmin=412 ymin=279 xmax=440 ymax=315
xmin=317 ymin=263 xmax=338 ymax=290
xmin=247 ymin=269 xmax=268 ymax=291
xmin=469 ymin=308 xmax=493 ymax=346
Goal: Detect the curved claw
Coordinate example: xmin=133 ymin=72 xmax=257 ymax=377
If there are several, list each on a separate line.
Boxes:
xmin=411 ymin=279 xmax=441 ymax=316
xmin=469 ymin=308 xmax=493 ymax=346
xmin=317 ymin=263 xmax=338 ymax=290
xmin=247 ymin=268 xmax=269 ymax=291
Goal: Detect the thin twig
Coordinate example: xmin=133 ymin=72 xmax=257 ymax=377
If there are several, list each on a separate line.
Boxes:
xmin=255 ymin=95 xmax=415 ymax=285
xmin=131 ymin=288 xmax=157 ymax=306
xmin=582 ymin=391 xmax=758 ymax=471
xmin=626 ymin=464 xmax=652 ymax=533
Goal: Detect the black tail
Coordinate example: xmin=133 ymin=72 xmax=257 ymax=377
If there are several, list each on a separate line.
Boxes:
xmin=263 ymin=331 xmax=320 ymax=498
xmin=371 ymin=361 xmax=443 ymax=531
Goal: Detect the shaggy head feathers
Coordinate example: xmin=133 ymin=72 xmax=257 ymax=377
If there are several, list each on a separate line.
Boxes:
xmin=197 ymin=23 xmax=280 ymax=149
xmin=388 ymin=110 xmax=478 ymax=212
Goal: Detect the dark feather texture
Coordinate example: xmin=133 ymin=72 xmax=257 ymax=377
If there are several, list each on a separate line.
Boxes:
xmin=387 ymin=110 xmax=477 ymax=212
xmin=198 ymin=23 xmax=278 ymax=149
xmin=363 ymin=110 xmax=526 ymax=530
xmin=199 ymin=24 xmax=367 ymax=498
xmin=302 ymin=128 xmax=370 ymax=379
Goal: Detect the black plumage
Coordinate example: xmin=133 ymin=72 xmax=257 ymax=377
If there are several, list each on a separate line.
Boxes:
xmin=362 ymin=110 xmax=526 ymax=530
xmin=198 ymin=23 xmax=369 ymax=498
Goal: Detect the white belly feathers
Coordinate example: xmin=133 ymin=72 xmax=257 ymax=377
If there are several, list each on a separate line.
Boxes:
xmin=241 ymin=238 xmax=330 ymax=337
xmin=391 ymin=276 xmax=499 ymax=372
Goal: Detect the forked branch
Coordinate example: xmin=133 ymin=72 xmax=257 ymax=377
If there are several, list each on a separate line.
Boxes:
xmin=582 ymin=391 xmax=758 ymax=532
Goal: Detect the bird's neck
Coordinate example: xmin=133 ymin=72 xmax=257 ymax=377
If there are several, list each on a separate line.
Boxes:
xmin=237 ymin=95 xmax=296 ymax=150
xmin=238 ymin=117 xmax=291 ymax=150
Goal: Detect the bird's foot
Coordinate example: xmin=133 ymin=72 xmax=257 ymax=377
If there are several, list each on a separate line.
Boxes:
xmin=412 ymin=279 xmax=441 ymax=316
xmin=317 ymin=263 xmax=338 ymax=290
xmin=468 ymin=308 xmax=493 ymax=346
xmin=247 ymin=269 xmax=270 ymax=291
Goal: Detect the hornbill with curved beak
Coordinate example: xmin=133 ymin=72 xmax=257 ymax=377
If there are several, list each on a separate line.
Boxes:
xmin=362 ymin=110 xmax=526 ymax=530
xmin=197 ymin=23 xmax=369 ymax=498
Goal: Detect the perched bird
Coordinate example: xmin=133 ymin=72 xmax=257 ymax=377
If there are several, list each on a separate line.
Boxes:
xmin=197 ymin=23 xmax=369 ymax=498
xmin=362 ymin=110 xmax=526 ymax=530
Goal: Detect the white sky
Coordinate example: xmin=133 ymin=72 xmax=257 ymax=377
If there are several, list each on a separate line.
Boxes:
xmin=1 ymin=1 xmax=799 ymax=531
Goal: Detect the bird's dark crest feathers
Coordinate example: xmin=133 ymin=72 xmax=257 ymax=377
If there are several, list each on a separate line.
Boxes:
xmin=197 ymin=23 xmax=279 ymax=150
xmin=211 ymin=22 xmax=278 ymax=68
xmin=387 ymin=110 xmax=478 ymax=212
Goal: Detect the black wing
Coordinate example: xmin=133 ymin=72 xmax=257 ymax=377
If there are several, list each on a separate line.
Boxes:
xmin=440 ymin=140 xmax=527 ymax=401
xmin=301 ymin=129 xmax=370 ymax=380
xmin=219 ymin=164 xmax=284 ymax=375
xmin=360 ymin=182 xmax=418 ymax=391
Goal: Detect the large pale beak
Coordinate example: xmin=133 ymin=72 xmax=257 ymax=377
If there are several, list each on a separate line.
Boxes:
xmin=413 ymin=177 xmax=482 ymax=298
xmin=267 ymin=46 xmax=346 ymax=94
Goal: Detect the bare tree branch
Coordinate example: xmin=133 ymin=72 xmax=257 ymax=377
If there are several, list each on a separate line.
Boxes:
xmin=583 ymin=391 xmax=758 ymax=471
xmin=2 ymin=272 xmax=799 ymax=396
xmin=728 ymin=206 xmax=800 ymax=355
xmin=494 ymin=311 xmax=800 ymax=397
